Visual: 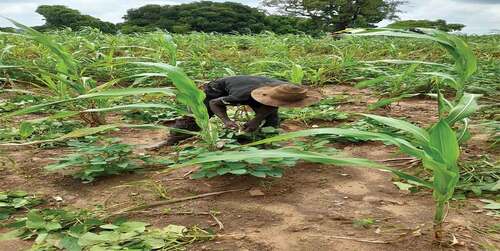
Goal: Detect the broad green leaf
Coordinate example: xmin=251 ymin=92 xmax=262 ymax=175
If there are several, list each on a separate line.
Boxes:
xmin=26 ymin=210 xmax=45 ymax=229
xmin=118 ymin=221 xmax=148 ymax=233
xmin=393 ymin=182 xmax=414 ymax=191
xmin=83 ymin=103 xmax=177 ymax=113
xmin=59 ymin=236 xmax=82 ymax=251
xmin=432 ymin=165 xmax=459 ymax=202
xmin=480 ymin=199 xmax=500 ymax=210
xmin=229 ymin=169 xmax=247 ymax=175
xmin=247 ymin=127 xmax=427 ymax=159
xmin=19 ymin=122 xmax=34 ymax=139
xmin=79 ymin=87 xmax=174 ymax=99
xmin=445 ymin=93 xmax=481 ymax=126
xmin=173 ymin=148 xmax=432 ymax=188
xmin=429 ymin=120 xmax=459 ymax=166
xmin=363 ymin=59 xmax=451 ymax=68
xmin=362 ymin=114 xmax=430 ymax=145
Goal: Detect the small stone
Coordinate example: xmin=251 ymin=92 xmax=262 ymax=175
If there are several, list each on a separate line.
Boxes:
xmin=249 ymin=188 xmax=265 ymax=196
xmin=53 ymin=196 xmax=63 ymax=202
xmin=65 ymin=195 xmax=77 ymax=200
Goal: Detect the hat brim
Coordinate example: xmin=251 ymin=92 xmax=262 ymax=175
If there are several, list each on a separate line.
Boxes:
xmin=251 ymin=86 xmax=323 ymax=108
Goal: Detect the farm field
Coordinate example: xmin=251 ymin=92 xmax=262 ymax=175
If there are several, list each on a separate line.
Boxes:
xmin=0 ymin=28 xmax=499 ymax=250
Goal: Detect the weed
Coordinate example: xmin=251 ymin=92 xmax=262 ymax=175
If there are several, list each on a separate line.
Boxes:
xmin=0 ymin=208 xmax=213 ymax=251
xmin=353 ymin=218 xmax=375 ymax=229
xmin=0 ymin=191 xmax=41 ymax=220
xmin=44 ymin=138 xmax=142 ymax=182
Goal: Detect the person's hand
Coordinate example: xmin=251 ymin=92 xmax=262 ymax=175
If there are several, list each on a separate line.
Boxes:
xmin=224 ymin=120 xmax=238 ymax=130
xmin=243 ymin=121 xmax=259 ymax=132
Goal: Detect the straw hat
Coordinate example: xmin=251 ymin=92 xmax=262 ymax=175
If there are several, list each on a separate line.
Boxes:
xmin=251 ymin=84 xmax=322 ymax=108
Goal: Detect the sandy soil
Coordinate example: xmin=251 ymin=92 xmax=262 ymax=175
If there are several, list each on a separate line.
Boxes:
xmin=0 ymin=85 xmax=498 ymax=250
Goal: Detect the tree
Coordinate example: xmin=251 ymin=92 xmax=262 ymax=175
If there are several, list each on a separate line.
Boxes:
xmin=122 ymin=1 xmax=267 ymax=34
xmin=264 ymin=15 xmax=322 ymax=35
xmin=262 ymin=0 xmax=406 ymax=31
xmin=387 ymin=19 xmax=465 ymax=32
xmin=0 ymin=27 xmax=16 ymax=32
xmin=36 ymin=5 xmax=117 ymax=34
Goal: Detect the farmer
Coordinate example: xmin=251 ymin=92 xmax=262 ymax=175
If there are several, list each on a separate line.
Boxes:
xmin=156 ymin=75 xmax=322 ymax=147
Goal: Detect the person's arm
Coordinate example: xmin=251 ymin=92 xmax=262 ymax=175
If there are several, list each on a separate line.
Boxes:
xmin=243 ymin=105 xmax=278 ymax=132
xmin=209 ymin=97 xmax=238 ymax=129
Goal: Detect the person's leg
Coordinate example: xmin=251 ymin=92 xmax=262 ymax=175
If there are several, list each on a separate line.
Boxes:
xmin=262 ymin=109 xmax=280 ymax=128
xmin=148 ymin=116 xmax=200 ymax=148
xmin=248 ymin=103 xmax=280 ymax=128
xmin=204 ymin=97 xmax=215 ymax=118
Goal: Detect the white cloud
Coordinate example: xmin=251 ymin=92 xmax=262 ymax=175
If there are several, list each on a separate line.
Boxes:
xmin=0 ymin=0 xmax=498 ymax=34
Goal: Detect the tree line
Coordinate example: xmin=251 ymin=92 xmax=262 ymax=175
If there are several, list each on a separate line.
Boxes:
xmin=1 ymin=1 xmax=465 ymax=35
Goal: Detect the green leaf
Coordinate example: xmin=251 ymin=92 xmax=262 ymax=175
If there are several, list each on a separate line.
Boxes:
xmin=60 ymin=236 xmax=82 ymax=251
xmin=362 ymin=114 xmax=429 ymax=145
xmin=118 ymin=221 xmax=148 ymax=233
xmin=429 ymin=120 xmax=459 ymax=166
xmin=84 ymin=103 xmax=177 ymax=113
xmin=249 ymin=171 xmax=267 ymax=178
xmin=445 ymin=93 xmax=481 ymax=126
xmin=45 ymin=221 xmax=62 ymax=231
xmin=26 ymin=210 xmax=45 ymax=229
xmin=229 ymin=169 xmax=247 ymax=175
xmin=79 ymin=87 xmax=174 ymax=99
xmin=19 ymin=122 xmax=34 ymax=139
xmin=393 ymin=182 xmax=414 ymax=191
xmin=480 ymin=199 xmax=500 ymax=210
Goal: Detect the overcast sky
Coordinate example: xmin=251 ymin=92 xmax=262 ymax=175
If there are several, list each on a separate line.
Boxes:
xmin=0 ymin=0 xmax=499 ymax=34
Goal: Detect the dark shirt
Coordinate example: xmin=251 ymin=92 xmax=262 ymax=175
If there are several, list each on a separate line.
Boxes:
xmin=205 ymin=76 xmax=286 ymax=105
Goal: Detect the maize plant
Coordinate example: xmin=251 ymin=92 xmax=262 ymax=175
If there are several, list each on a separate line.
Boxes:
xmin=1 ymin=20 xmax=184 ymax=142
xmin=132 ymin=62 xmax=219 ymax=150
xmin=236 ymin=94 xmax=478 ymax=240
xmin=351 ymin=28 xmax=477 ymax=108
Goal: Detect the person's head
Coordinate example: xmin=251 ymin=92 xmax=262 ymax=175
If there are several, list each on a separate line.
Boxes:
xmin=251 ymin=84 xmax=322 ymax=108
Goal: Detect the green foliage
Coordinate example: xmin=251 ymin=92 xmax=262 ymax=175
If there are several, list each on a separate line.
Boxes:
xmin=457 ymin=156 xmax=499 ymax=196
xmin=0 ymin=191 xmax=41 ymax=220
xmin=77 ymin=222 xmax=212 ymax=250
xmin=44 ymin=138 xmax=142 ymax=182
xmin=264 ymin=15 xmax=322 ymax=35
xmin=1 ymin=21 xmax=180 ymax=141
xmin=387 ymin=19 xmax=465 ymax=32
xmin=35 ymin=5 xmax=117 ymax=34
xmin=352 ymin=218 xmax=375 ymax=229
xmin=1 ymin=208 xmax=213 ymax=251
xmin=280 ymin=96 xmax=349 ymax=123
xmin=122 ymin=1 xmax=266 ymax=34
xmin=133 ymin=62 xmax=218 ymax=149
xmin=263 ymin=0 xmax=404 ymax=31
xmin=352 ymin=28 xmax=477 ymax=100
xmin=0 ymin=120 xmax=83 ymax=142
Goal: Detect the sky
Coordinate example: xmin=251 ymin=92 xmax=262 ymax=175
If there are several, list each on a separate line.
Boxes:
xmin=0 ymin=0 xmax=499 ymax=34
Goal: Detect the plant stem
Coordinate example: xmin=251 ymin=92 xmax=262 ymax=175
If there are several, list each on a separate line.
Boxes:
xmin=433 ymin=200 xmax=446 ymax=241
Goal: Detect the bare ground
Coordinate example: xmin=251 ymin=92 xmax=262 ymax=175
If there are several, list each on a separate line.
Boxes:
xmin=1 ymin=85 xmax=498 ymax=250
